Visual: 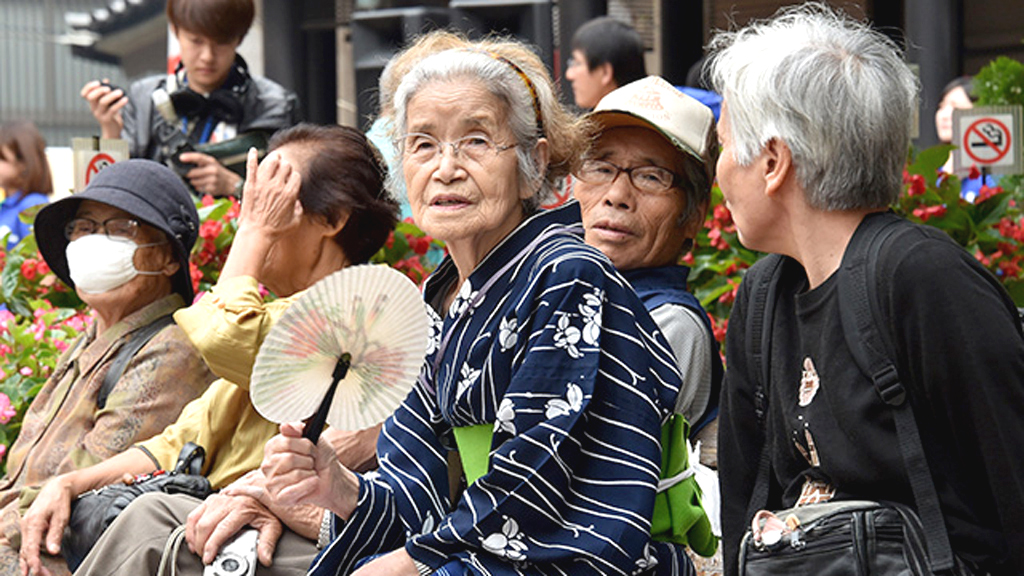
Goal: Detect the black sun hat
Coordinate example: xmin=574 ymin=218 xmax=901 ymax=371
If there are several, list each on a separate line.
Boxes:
xmin=35 ymin=159 xmax=200 ymax=301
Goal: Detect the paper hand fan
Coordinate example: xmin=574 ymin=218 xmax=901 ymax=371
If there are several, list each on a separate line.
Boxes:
xmin=250 ymin=264 xmax=430 ymax=441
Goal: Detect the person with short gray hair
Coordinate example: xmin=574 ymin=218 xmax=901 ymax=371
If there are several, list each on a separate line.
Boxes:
xmin=708 ymin=4 xmax=916 ymax=213
xmin=709 ymin=4 xmax=1024 ymax=576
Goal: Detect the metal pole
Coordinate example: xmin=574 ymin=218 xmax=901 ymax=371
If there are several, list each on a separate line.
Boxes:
xmin=905 ymin=0 xmax=960 ymax=149
xmin=556 ymin=0 xmax=605 ymax=106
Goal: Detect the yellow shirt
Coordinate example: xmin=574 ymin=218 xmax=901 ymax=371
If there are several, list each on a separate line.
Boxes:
xmin=138 ymin=276 xmax=298 ymax=488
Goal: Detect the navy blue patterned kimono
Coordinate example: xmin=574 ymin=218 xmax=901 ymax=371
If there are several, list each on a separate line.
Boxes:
xmin=310 ymin=202 xmax=694 ymax=576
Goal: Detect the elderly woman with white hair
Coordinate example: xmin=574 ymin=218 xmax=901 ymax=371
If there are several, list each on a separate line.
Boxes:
xmin=709 ymin=5 xmax=1024 ymax=576
xmin=260 ymin=35 xmax=701 ymax=576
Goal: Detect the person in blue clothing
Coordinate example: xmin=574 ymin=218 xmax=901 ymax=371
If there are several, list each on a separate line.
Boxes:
xmin=0 ymin=121 xmax=51 ymax=249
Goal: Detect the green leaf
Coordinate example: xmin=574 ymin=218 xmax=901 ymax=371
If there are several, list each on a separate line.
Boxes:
xmin=975 ymin=194 xmax=1012 ymax=228
xmin=196 ymin=201 xmax=231 ymax=222
xmin=1 ymin=253 xmax=25 ymax=304
xmin=1004 ymin=279 xmax=1024 ymax=305
xmin=909 ymin=144 xmax=955 ymax=177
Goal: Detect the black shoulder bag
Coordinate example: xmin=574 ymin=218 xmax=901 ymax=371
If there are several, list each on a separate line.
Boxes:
xmin=737 ymin=214 xmax=973 ymax=576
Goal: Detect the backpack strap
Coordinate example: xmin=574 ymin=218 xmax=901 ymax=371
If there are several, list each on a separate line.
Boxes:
xmin=98 ymin=314 xmax=176 ymax=410
xmin=742 ymin=254 xmax=788 ymax=522
xmin=835 ymin=213 xmax=956 ymax=572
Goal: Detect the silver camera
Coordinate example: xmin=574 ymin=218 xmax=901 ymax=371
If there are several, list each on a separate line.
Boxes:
xmin=203 ymin=528 xmax=258 ymax=576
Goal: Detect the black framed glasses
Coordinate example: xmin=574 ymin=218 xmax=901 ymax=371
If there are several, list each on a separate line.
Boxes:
xmin=64 ymin=217 xmax=141 ymax=241
xmin=574 ymin=159 xmax=680 ymax=194
xmin=401 ymin=132 xmax=515 ymax=165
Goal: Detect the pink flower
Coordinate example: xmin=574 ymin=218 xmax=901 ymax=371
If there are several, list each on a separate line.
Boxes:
xmin=0 ymin=392 xmax=17 ymax=424
xmin=0 ymin=444 xmax=6 ymax=460
xmin=0 ymin=310 xmax=15 ymax=334
xmin=19 ymin=366 xmax=32 ymax=377
xmin=0 ymin=344 xmax=11 ymax=356
xmin=63 ymin=315 xmax=86 ymax=332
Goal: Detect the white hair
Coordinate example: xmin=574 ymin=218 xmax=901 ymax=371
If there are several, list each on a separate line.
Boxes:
xmin=707 ymin=3 xmax=919 ymax=210
xmin=389 ymin=49 xmax=553 ymax=210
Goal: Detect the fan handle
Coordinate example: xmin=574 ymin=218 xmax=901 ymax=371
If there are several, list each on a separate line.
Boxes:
xmin=302 ymin=353 xmax=352 ymax=444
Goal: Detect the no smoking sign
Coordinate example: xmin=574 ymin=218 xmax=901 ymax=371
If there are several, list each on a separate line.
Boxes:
xmin=953 ymin=106 xmax=1022 ymax=175
xmin=85 ymin=152 xmax=116 ymax=185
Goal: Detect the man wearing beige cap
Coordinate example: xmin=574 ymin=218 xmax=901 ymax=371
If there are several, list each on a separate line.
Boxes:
xmin=573 ymin=75 xmax=723 ymax=565
xmin=574 ymin=74 xmax=722 ymax=440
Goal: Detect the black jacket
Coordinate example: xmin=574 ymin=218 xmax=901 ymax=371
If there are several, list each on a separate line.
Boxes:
xmin=120 ymin=58 xmax=300 ymax=164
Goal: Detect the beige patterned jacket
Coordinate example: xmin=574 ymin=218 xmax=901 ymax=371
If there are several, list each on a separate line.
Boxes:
xmin=0 ymin=294 xmax=215 ymax=573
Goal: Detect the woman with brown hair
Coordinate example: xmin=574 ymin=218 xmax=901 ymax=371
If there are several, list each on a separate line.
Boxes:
xmin=0 ymin=121 xmax=51 ymax=249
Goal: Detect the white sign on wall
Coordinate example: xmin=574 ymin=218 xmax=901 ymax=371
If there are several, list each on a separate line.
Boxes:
xmin=952 ymin=105 xmax=1023 ymax=176
xmin=71 ymin=138 xmax=129 ymax=193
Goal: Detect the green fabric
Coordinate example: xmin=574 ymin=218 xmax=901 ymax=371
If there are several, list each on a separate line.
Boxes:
xmin=650 ymin=414 xmax=717 ymax=556
xmin=453 ymin=423 xmax=494 ymax=484
xmin=453 ymin=414 xmax=717 ymax=556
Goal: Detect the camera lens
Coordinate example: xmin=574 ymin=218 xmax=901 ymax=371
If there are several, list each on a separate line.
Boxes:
xmin=213 ymin=554 xmax=248 ymax=576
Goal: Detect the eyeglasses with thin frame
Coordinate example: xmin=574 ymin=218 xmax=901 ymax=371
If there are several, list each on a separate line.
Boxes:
xmin=64 ymin=217 xmax=142 ymax=241
xmin=401 ymin=133 xmax=515 ymax=165
xmin=574 ymin=159 xmax=680 ymax=194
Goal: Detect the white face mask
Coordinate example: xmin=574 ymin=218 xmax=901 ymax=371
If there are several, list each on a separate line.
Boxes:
xmin=65 ymin=234 xmax=165 ymax=294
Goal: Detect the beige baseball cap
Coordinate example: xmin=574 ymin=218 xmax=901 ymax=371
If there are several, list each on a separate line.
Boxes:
xmin=589 ymin=75 xmax=716 ymax=178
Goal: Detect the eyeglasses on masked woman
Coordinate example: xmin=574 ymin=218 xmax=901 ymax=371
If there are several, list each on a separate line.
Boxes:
xmin=64 ymin=217 xmax=142 ymax=242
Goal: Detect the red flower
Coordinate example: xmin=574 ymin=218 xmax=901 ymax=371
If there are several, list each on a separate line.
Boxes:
xmin=385 ymin=231 xmax=395 ymax=250
xmin=999 ymin=257 xmax=1023 ymax=278
xmin=189 ymin=263 xmax=203 ymax=292
xmin=20 ymin=258 xmax=38 ymax=281
xmin=713 ymin=204 xmax=733 ymax=226
xmin=912 ymin=205 xmax=946 ymax=222
xmin=975 ymin=184 xmax=1003 ymax=204
xmin=969 ymin=164 xmax=981 ymax=180
xmin=906 ymin=174 xmax=926 ymax=197
xmin=200 ymin=194 xmax=215 ymax=207
xmin=709 ymin=315 xmax=728 ymax=343
xmin=225 ymin=198 xmax=241 ymax=220
xmin=200 ymin=220 xmax=223 ymax=240
xmin=707 ymin=228 xmax=730 ymax=251
xmin=410 ymin=236 xmax=431 ymax=256
xmin=36 ymin=259 xmax=50 ymax=276
xmin=681 ymin=252 xmax=695 ymax=266
xmin=717 ymin=279 xmax=740 ymax=305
